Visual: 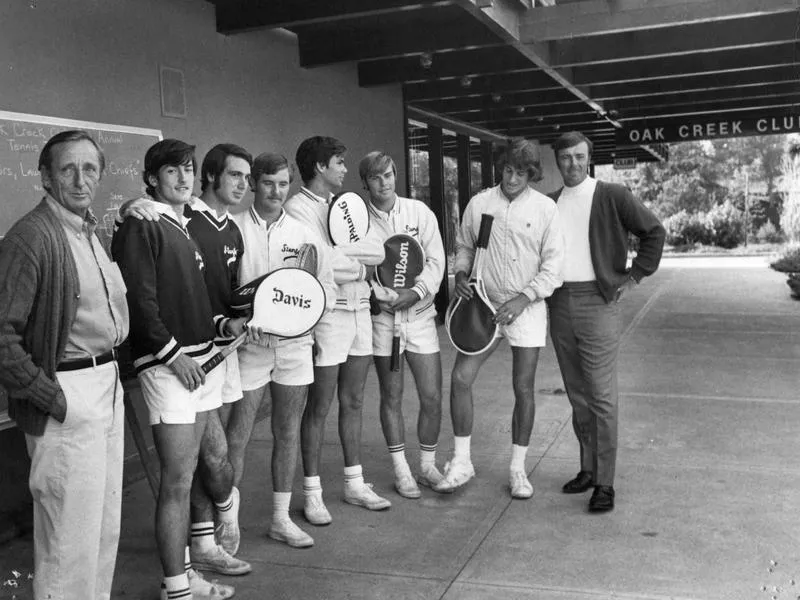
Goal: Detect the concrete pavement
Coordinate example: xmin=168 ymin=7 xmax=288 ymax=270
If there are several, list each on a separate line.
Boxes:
xmin=1 ymin=256 xmax=798 ymax=600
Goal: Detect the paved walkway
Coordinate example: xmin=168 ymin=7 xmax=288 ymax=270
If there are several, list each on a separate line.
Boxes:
xmin=1 ymin=256 xmax=798 ymax=600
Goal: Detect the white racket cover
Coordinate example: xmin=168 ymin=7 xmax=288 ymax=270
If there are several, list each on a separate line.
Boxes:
xmin=328 ymin=192 xmax=370 ymax=245
xmin=250 ymin=267 xmax=326 ymax=338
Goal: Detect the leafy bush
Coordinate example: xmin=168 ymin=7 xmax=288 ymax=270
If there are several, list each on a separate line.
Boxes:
xmin=706 ymin=201 xmax=744 ymax=249
xmin=663 ymin=210 xmax=711 ymax=246
xmin=755 ymin=222 xmax=784 ymax=244
xmin=769 ymin=245 xmax=800 ymax=273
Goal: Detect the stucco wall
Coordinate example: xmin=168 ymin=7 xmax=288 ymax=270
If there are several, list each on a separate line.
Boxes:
xmin=0 ymin=0 xmax=406 ymax=197
xmin=0 ymin=0 xmax=406 ymax=529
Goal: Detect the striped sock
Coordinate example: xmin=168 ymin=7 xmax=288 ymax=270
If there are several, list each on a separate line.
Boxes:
xmin=184 ymin=546 xmax=192 ymax=573
xmin=420 ymin=443 xmax=437 ymax=469
xmin=190 ymin=521 xmax=216 ymax=553
xmin=163 ymin=574 xmax=190 ymax=600
xmin=215 ymin=491 xmax=234 ymax=513
xmin=388 ymin=443 xmax=410 ymax=475
xmin=343 ymin=464 xmax=364 ymax=489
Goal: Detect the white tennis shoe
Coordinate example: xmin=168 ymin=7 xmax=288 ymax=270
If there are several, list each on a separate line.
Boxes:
xmin=344 ymin=482 xmax=392 ymax=511
xmin=509 ymin=470 xmax=533 ymax=499
xmin=417 ymin=464 xmax=445 ymax=489
xmin=433 ymin=459 xmax=475 ymax=493
xmin=394 ymin=471 xmax=422 ymax=499
xmin=269 ymin=519 xmax=314 ymax=548
xmin=304 ymin=494 xmax=332 ymax=526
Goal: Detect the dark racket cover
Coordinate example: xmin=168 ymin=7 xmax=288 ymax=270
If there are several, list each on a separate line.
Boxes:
xmin=376 ymin=233 xmax=425 ymax=371
xmin=445 ymin=213 xmax=498 ymax=355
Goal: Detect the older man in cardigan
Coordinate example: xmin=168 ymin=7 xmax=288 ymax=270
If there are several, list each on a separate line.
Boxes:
xmin=0 ymin=130 xmax=129 ymax=600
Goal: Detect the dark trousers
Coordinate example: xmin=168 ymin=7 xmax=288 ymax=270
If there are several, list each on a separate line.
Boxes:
xmin=548 ymin=282 xmax=621 ymax=487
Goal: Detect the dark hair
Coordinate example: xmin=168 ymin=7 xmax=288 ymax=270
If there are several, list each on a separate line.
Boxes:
xmin=38 ymin=129 xmax=106 ymax=174
xmin=143 ymin=139 xmax=196 ymax=197
xmin=200 ymin=143 xmax=253 ymax=192
xmin=295 ymin=136 xmax=347 ymax=184
xmin=358 ymin=151 xmax=396 ymax=183
xmin=494 ymin=137 xmax=542 ymax=183
xmin=251 ymin=152 xmax=295 ymax=184
xmin=552 ymin=131 xmax=594 ymax=156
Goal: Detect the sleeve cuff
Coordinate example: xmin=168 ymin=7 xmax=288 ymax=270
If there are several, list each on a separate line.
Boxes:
xmin=520 ymin=287 xmax=538 ymax=302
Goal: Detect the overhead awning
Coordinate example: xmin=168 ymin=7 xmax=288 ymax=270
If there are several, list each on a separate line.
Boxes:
xmin=209 ymin=0 xmax=800 ymax=164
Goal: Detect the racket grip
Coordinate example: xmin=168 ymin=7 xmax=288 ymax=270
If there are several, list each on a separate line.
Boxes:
xmin=201 ymin=332 xmax=246 ymax=374
xmin=390 ymin=335 xmax=401 ymax=372
xmin=476 ymin=214 xmax=494 ymax=249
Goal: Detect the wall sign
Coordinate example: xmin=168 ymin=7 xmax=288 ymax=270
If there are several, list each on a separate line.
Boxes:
xmin=616 ymin=113 xmax=800 ymax=145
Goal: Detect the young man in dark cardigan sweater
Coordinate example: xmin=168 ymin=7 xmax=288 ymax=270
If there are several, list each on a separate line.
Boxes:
xmin=547 ymin=131 xmax=665 ymax=513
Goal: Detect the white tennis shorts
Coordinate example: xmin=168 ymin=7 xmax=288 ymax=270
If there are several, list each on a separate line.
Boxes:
xmin=220 ymin=349 xmax=243 ymax=404
xmin=237 ymin=337 xmax=314 ymax=390
xmin=498 ymin=300 xmax=548 ymax=348
xmin=137 ymin=346 xmax=225 ymax=426
xmin=372 ymin=312 xmax=439 ymax=357
xmin=313 ymin=308 xmax=373 ymax=367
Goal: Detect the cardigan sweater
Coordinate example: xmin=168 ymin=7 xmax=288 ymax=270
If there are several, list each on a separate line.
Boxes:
xmin=0 ymin=199 xmax=80 ymax=436
xmin=549 ymin=180 xmax=665 ymax=303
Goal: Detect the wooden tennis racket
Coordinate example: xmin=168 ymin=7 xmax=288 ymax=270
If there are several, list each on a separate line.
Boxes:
xmin=445 ymin=214 xmax=498 ymax=355
xmin=202 ymin=250 xmax=324 ymax=373
xmin=375 ymin=234 xmax=425 ymax=371
xmin=327 ymin=191 xmax=370 ymax=245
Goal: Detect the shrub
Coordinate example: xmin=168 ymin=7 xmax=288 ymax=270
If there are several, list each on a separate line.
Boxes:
xmin=706 ymin=201 xmax=744 ymax=249
xmin=755 ymin=222 xmax=784 ymax=244
xmin=769 ymin=245 xmax=800 ymax=273
xmin=663 ymin=210 xmax=711 ymax=246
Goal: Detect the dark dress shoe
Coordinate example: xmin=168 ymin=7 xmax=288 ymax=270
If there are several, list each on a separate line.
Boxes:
xmin=588 ymin=485 xmax=615 ymax=512
xmin=562 ymin=471 xmax=594 ymax=494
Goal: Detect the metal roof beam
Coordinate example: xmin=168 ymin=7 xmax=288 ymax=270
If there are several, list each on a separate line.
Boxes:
xmin=537 ymin=13 xmax=799 ymax=68
xmin=522 ymin=0 xmax=800 ymax=41
xmin=215 ymin=0 xmax=456 ymax=33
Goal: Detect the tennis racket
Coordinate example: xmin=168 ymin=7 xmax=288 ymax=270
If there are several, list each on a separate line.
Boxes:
xmin=327 ymin=191 xmax=370 ymax=245
xmin=445 ymin=214 xmax=498 ymax=355
xmin=202 ymin=263 xmax=326 ymax=373
xmin=375 ymin=234 xmax=425 ymax=371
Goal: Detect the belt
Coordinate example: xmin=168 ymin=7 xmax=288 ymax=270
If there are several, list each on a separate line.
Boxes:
xmin=57 ymin=348 xmax=119 ymax=372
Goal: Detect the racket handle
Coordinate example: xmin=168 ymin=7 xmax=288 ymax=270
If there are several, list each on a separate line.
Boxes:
xmin=391 ymin=314 xmax=401 ymax=371
xmin=390 ymin=336 xmax=401 ymax=371
xmin=476 ymin=214 xmax=494 ymax=249
xmin=201 ymin=332 xmax=247 ymax=374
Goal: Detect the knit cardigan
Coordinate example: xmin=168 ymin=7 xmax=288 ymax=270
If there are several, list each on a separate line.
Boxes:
xmin=0 ymin=199 xmax=79 ymax=436
xmin=549 ymin=180 xmax=666 ymax=303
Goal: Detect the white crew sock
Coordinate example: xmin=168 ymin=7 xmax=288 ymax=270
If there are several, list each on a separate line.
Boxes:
xmin=453 ymin=436 xmax=471 ymax=462
xmin=273 ymin=491 xmax=291 ymax=523
xmin=420 ymin=443 xmax=437 ymax=469
xmin=510 ymin=444 xmax=528 ymax=473
xmin=343 ymin=464 xmax=364 ymax=489
xmin=163 ymin=573 xmax=190 ymax=600
xmin=190 ymin=521 xmax=216 ymax=553
xmin=388 ymin=443 xmax=411 ymax=475
xmin=303 ymin=475 xmax=322 ymax=498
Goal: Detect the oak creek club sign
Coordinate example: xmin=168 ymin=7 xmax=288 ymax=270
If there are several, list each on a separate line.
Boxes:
xmin=616 ymin=113 xmax=800 ymax=146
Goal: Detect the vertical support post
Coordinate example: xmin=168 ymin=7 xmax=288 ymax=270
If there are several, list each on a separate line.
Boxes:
xmin=480 ymin=140 xmax=494 ymax=188
xmin=744 ymin=170 xmax=749 ymax=247
xmin=457 ymin=134 xmax=471 ymax=215
xmin=428 ymin=126 xmax=450 ymax=318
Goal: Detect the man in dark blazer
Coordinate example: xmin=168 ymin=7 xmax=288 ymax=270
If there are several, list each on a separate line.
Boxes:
xmin=547 ymin=131 xmax=665 ymax=513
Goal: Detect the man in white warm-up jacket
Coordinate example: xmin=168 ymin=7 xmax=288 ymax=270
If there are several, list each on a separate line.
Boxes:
xmin=360 ymin=151 xmax=447 ymax=500
xmin=436 ymin=138 xmax=565 ymax=500
xmin=283 ymin=136 xmax=390 ymax=526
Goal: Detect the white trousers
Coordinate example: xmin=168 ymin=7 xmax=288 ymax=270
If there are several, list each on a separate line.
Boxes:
xmin=25 ymin=361 xmax=125 ymax=600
